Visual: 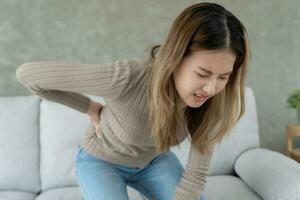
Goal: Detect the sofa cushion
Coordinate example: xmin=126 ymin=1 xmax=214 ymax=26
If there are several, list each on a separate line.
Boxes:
xmin=234 ymin=148 xmax=300 ymax=200
xmin=38 ymin=95 xmax=105 ymax=191
xmin=203 ymin=175 xmax=262 ymax=200
xmin=208 ymin=87 xmax=260 ymax=176
xmin=0 ymin=96 xmax=41 ymax=193
xmin=39 ymin=99 xmax=91 ymax=191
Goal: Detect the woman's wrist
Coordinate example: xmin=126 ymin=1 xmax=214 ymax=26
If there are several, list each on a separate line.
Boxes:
xmin=87 ymin=100 xmax=102 ymax=115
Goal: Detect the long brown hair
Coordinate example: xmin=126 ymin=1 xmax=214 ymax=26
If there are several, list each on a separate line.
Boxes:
xmin=144 ymin=2 xmax=251 ymax=155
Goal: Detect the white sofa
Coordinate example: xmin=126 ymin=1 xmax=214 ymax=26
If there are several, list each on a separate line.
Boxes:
xmin=1 ymin=87 xmax=300 ymax=200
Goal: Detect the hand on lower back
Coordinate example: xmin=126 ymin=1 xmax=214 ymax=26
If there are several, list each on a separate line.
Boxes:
xmin=87 ymin=100 xmax=103 ymax=138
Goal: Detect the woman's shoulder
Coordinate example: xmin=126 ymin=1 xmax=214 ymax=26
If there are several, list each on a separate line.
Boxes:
xmin=128 ymin=57 xmax=153 ymax=70
xmin=123 ymin=58 xmax=152 ymax=83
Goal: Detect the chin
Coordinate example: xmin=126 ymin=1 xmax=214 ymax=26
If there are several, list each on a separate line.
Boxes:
xmin=189 ymin=102 xmax=205 ymax=108
xmin=187 ymin=98 xmax=208 ymax=108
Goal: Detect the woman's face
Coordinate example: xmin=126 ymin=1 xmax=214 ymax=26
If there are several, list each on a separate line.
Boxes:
xmin=172 ymin=48 xmax=236 ymax=109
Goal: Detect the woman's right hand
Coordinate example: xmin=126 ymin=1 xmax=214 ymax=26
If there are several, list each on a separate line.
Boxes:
xmin=87 ymin=100 xmax=104 ymax=138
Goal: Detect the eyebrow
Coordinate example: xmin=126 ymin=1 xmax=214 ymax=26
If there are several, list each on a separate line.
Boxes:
xmin=197 ymin=66 xmax=232 ymax=75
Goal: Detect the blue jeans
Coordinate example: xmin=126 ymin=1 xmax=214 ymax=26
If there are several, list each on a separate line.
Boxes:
xmin=75 ymin=146 xmax=205 ymax=200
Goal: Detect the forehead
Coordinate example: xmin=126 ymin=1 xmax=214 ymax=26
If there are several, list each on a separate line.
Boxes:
xmin=187 ymin=49 xmax=236 ymax=72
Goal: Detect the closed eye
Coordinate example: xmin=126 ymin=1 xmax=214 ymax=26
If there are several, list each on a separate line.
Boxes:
xmin=197 ymin=73 xmax=228 ymax=80
xmin=197 ymin=73 xmax=208 ymax=78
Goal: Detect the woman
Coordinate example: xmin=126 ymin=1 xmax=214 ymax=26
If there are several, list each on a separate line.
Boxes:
xmin=16 ymin=2 xmax=250 ymax=200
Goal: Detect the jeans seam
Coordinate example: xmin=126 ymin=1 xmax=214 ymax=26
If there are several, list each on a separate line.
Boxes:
xmin=130 ymin=152 xmax=166 ymax=181
xmin=134 ymin=182 xmax=157 ymax=200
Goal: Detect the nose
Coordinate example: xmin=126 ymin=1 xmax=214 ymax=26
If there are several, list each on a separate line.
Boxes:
xmin=202 ymin=79 xmax=216 ymax=96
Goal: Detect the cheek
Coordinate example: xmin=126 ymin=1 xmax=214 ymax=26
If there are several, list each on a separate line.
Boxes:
xmin=175 ymin=73 xmax=193 ymax=94
xmin=215 ymin=81 xmax=228 ymax=94
xmin=174 ymin=73 xmax=189 ymax=96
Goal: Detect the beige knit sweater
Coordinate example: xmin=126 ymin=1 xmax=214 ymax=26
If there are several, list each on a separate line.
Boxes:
xmin=16 ymin=58 xmax=214 ymax=200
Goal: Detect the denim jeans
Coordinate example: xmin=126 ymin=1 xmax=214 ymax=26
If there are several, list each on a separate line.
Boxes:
xmin=75 ymin=146 xmax=206 ymax=200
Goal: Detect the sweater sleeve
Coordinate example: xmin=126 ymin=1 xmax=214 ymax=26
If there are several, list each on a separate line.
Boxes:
xmin=15 ymin=59 xmax=131 ymax=113
xmin=173 ymin=142 xmax=215 ymax=200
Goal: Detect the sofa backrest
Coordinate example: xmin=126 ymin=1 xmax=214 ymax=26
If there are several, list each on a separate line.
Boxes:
xmin=0 ymin=86 xmax=259 ymax=193
xmin=209 ymin=86 xmax=260 ymax=175
xmin=0 ymin=96 xmax=41 ymax=193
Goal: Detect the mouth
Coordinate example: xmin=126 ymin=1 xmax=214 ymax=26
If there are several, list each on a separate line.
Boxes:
xmin=193 ymin=93 xmax=207 ymax=102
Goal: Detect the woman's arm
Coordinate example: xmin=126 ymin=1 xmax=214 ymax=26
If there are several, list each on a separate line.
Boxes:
xmin=173 ymin=143 xmax=215 ymax=200
xmin=15 ymin=59 xmax=131 ymax=113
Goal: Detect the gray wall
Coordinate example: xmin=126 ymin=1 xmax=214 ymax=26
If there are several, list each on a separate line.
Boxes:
xmin=2 ymin=0 xmax=300 ymax=154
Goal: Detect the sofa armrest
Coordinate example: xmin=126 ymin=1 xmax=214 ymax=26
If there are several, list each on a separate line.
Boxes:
xmin=234 ymin=148 xmax=300 ymax=200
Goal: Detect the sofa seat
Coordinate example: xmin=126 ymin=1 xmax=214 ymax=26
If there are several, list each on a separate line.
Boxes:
xmin=34 ymin=186 xmax=148 ymax=200
xmin=0 ymin=191 xmax=37 ymax=200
